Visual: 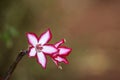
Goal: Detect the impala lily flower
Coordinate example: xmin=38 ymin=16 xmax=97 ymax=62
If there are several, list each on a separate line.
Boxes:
xmin=26 ymin=29 xmax=58 ymax=68
xmin=51 ymin=39 xmax=72 ymax=67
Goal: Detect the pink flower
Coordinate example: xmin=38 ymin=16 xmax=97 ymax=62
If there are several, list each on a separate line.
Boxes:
xmin=51 ymin=39 xmax=72 ymax=67
xmin=26 ymin=29 xmax=58 ymax=69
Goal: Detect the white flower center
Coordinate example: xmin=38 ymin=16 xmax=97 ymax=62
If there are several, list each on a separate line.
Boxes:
xmin=36 ymin=44 xmax=43 ymax=52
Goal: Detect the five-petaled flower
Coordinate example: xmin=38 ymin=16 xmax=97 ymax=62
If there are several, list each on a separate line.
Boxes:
xmin=26 ymin=29 xmax=58 ymax=69
xmin=26 ymin=28 xmax=72 ymax=69
xmin=51 ymin=39 xmax=72 ymax=67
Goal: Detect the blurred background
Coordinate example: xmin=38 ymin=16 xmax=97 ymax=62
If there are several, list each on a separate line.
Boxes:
xmin=0 ymin=0 xmax=120 ymax=80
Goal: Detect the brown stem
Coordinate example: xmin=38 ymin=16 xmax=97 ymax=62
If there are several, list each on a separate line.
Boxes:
xmin=3 ymin=50 xmax=28 ymax=80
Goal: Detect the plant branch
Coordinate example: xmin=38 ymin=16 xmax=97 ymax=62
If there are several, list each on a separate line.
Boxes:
xmin=3 ymin=50 xmax=28 ymax=80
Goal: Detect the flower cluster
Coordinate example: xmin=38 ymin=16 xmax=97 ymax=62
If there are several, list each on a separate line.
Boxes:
xmin=26 ymin=29 xmax=72 ymax=69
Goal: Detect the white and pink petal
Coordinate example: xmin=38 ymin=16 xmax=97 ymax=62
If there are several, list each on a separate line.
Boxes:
xmin=58 ymin=47 xmax=72 ymax=56
xmin=38 ymin=29 xmax=52 ymax=45
xmin=52 ymin=59 xmax=59 ymax=66
xmin=36 ymin=52 xmax=47 ymax=69
xmin=28 ymin=47 xmax=36 ymax=57
xmin=54 ymin=56 xmax=68 ymax=64
xmin=55 ymin=39 xmax=65 ymax=48
xmin=26 ymin=33 xmax=38 ymax=46
xmin=42 ymin=45 xmax=58 ymax=54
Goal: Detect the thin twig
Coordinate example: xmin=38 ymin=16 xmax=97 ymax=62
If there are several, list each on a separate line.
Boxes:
xmin=3 ymin=50 xmax=28 ymax=80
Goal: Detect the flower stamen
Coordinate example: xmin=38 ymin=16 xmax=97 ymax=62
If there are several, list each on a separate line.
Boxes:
xmin=36 ymin=44 xmax=43 ymax=52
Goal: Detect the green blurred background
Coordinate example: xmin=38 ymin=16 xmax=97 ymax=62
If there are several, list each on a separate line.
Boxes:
xmin=0 ymin=0 xmax=120 ymax=80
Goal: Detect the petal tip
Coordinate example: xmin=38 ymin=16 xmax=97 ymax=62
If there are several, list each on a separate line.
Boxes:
xmin=37 ymin=59 xmax=47 ymax=69
xmin=41 ymin=65 xmax=46 ymax=69
xmin=46 ymin=28 xmax=52 ymax=36
xmin=26 ymin=32 xmax=36 ymax=37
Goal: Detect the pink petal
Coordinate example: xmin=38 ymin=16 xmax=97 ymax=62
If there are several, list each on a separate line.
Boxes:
xmin=38 ymin=29 xmax=52 ymax=45
xmin=28 ymin=47 xmax=36 ymax=57
xmin=58 ymin=47 xmax=72 ymax=56
xmin=52 ymin=59 xmax=58 ymax=66
xmin=54 ymin=56 xmax=68 ymax=64
xmin=42 ymin=44 xmax=58 ymax=54
xmin=55 ymin=39 xmax=65 ymax=48
xmin=36 ymin=52 xmax=47 ymax=69
xmin=26 ymin=33 xmax=38 ymax=46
